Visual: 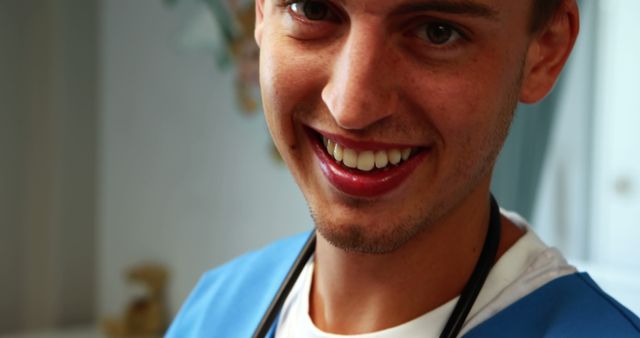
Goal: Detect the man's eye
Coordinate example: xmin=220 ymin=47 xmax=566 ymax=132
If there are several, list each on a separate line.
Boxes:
xmin=290 ymin=0 xmax=335 ymax=21
xmin=417 ymin=23 xmax=463 ymax=45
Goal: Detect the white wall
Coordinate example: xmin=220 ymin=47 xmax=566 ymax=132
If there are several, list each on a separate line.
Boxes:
xmin=98 ymin=0 xmax=312 ymax=318
xmin=588 ymin=0 xmax=640 ymax=313
xmin=1 ymin=0 xmax=97 ymax=332
xmin=591 ymin=0 xmax=640 ymax=270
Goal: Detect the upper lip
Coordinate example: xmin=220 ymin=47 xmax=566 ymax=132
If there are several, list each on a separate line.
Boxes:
xmin=308 ymin=127 xmax=424 ymax=151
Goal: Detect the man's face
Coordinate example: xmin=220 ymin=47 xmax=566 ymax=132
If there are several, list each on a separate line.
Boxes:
xmin=256 ymin=0 xmax=537 ymax=253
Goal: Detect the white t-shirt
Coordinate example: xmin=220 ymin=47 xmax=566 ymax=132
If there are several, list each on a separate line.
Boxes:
xmin=275 ymin=211 xmax=577 ymax=338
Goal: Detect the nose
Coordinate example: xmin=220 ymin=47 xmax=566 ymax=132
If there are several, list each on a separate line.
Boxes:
xmin=321 ymin=24 xmax=397 ymax=130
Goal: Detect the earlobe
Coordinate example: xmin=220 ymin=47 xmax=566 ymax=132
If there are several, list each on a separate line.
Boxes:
xmin=254 ymin=0 xmax=265 ymax=47
xmin=520 ymin=1 xmax=580 ymax=103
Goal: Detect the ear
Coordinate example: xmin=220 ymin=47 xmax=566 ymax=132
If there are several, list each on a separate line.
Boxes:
xmin=519 ymin=0 xmax=580 ymax=103
xmin=254 ymin=0 xmax=265 ymax=47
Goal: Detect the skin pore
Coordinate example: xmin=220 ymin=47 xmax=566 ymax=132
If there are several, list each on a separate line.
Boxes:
xmin=255 ymin=0 xmax=579 ymax=334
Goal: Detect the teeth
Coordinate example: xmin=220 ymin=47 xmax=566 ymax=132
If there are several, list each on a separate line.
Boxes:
xmin=374 ymin=150 xmax=388 ymax=168
xmin=321 ymin=136 xmax=416 ymax=171
xmin=357 ymin=151 xmax=375 ymax=171
xmin=333 ymin=143 xmax=343 ymax=161
xmin=388 ymin=149 xmax=401 ymax=165
xmin=326 ymin=139 xmax=336 ymax=155
xmin=402 ymin=148 xmax=411 ymax=161
xmin=342 ymin=148 xmax=358 ymax=168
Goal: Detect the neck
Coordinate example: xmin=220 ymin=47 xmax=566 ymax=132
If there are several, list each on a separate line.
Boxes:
xmin=309 ymin=188 xmax=524 ymax=334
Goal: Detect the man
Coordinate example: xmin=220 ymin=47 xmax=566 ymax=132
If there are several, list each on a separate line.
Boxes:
xmin=167 ymin=0 xmax=640 ymax=337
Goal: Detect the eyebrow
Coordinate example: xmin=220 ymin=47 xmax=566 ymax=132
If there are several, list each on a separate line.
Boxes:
xmin=390 ymin=0 xmax=500 ymax=20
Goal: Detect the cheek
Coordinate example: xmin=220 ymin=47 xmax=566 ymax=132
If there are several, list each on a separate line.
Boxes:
xmin=259 ymin=37 xmax=330 ymax=164
xmin=402 ymin=56 xmax=519 ymax=160
xmin=427 ymin=50 xmax=521 ymax=130
xmin=260 ymin=43 xmax=302 ymax=145
xmin=260 ymin=39 xmax=331 ymax=125
xmin=407 ymin=73 xmax=493 ymax=139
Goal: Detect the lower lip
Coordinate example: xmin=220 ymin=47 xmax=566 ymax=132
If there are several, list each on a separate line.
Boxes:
xmin=308 ymin=130 xmax=428 ymax=198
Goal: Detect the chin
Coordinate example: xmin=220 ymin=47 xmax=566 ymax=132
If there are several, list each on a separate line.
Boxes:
xmin=309 ymin=203 xmax=435 ymax=254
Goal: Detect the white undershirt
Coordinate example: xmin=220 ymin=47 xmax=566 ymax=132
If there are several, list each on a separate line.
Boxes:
xmin=275 ymin=211 xmax=577 ymax=338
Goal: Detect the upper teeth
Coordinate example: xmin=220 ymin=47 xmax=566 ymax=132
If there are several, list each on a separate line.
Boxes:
xmin=322 ymin=136 xmax=414 ymax=172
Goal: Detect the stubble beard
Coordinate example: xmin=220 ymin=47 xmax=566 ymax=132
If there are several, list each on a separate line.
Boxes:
xmin=309 ymin=199 xmax=442 ymax=254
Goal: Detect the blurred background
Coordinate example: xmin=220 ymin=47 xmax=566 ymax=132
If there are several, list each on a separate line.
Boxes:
xmin=0 ymin=0 xmax=638 ymax=336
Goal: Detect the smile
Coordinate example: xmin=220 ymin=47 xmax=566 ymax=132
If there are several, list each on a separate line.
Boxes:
xmin=322 ymin=136 xmax=417 ymax=172
xmin=307 ymin=128 xmax=429 ymax=198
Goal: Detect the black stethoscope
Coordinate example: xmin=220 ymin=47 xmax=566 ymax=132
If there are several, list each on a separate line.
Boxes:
xmin=253 ymin=195 xmax=501 ymax=338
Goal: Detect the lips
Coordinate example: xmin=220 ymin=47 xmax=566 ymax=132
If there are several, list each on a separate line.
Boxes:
xmin=306 ymin=128 xmax=428 ymax=198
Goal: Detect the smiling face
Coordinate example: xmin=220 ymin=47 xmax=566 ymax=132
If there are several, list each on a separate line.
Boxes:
xmin=255 ymin=0 xmax=574 ymax=253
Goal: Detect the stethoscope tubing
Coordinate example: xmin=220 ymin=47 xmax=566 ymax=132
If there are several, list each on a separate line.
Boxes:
xmin=252 ymin=232 xmax=317 ymax=338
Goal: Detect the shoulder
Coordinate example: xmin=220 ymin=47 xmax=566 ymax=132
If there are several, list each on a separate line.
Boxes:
xmin=465 ymin=272 xmax=640 ymax=337
xmin=165 ymin=231 xmax=313 ymax=338
xmin=200 ymin=230 xmax=312 ymax=288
